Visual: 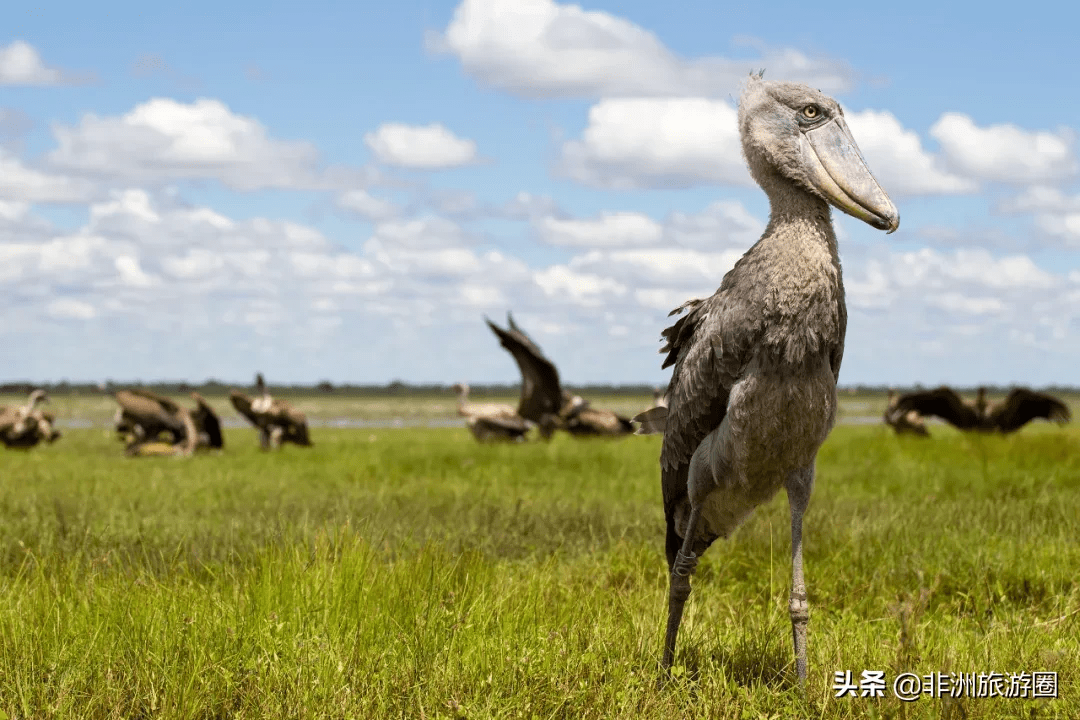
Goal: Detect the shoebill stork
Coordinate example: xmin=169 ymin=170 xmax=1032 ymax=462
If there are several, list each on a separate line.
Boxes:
xmin=892 ymin=386 xmax=1070 ymax=433
xmin=486 ymin=313 xmax=635 ymax=438
xmin=633 ymin=74 xmax=899 ymax=682
xmin=0 ymin=389 xmax=62 ymax=449
xmin=230 ymin=373 xmax=312 ymax=450
xmin=450 ymin=382 xmax=532 ymax=443
xmin=883 ymin=388 xmax=929 ymax=437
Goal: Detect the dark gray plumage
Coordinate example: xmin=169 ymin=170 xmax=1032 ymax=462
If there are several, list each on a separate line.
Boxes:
xmin=634 ymin=74 xmax=899 ymax=682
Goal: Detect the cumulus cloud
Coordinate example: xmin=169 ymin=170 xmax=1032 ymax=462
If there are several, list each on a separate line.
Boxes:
xmin=930 ymin=113 xmax=1077 ymax=184
xmin=0 ymin=40 xmax=92 ymax=86
xmin=46 ymin=98 xmax=361 ymax=190
xmin=664 ymin=200 xmax=762 ymax=249
xmin=532 ymin=200 xmax=760 ymax=255
xmin=846 ymin=110 xmax=976 ymax=196
xmin=428 ymin=0 xmax=855 ymax=98
xmin=0 ymin=149 xmax=97 ymax=203
xmin=335 ymin=189 xmax=401 ymax=221
xmin=533 ymin=265 xmax=627 ymax=306
xmin=364 ymin=123 xmax=479 ymax=169
xmin=500 ymin=191 xmax=563 ymax=220
xmin=559 ymin=98 xmax=748 ymax=189
xmin=537 ymin=211 xmax=662 ymax=247
xmin=994 ymin=186 xmax=1080 ymax=247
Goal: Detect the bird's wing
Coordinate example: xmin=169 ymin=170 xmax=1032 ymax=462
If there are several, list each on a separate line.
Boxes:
xmin=229 ymin=390 xmax=262 ymax=427
xmin=894 ymin=387 xmax=979 ymax=429
xmin=653 ymin=285 xmax=758 ymax=569
xmin=992 ymin=389 xmax=1071 ymax=432
xmin=486 ymin=317 xmax=563 ymax=423
xmin=659 ymin=292 xmax=754 ymax=473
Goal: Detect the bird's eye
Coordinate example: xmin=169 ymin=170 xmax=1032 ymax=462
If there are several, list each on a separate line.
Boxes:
xmin=802 ymin=105 xmax=820 ymax=119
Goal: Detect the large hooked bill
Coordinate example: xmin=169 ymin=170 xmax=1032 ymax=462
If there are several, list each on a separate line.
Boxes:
xmin=801 ymin=117 xmax=900 ymax=233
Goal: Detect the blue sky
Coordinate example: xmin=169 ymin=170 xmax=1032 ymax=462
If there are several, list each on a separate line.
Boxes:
xmin=1 ymin=0 xmax=1078 ymax=387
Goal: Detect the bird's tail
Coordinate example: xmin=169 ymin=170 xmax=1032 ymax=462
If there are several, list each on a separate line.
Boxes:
xmin=633 ymin=406 xmax=667 ymax=435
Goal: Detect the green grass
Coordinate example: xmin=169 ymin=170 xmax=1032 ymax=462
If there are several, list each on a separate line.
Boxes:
xmin=1 ymin=423 xmax=1078 ymax=719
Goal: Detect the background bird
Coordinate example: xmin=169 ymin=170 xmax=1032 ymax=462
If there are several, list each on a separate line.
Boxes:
xmin=892 ymin=386 xmax=1070 ymax=434
xmin=230 ymin=373 xmax=312 ymax=450
xmin=113 ymin=388 xmax=222 ymax=456
xmin=450 ymin=381 xmax=532 ymax=443
xmin=883 ymin=388 xmax=929 ymax=437
xmin=0 ymin=389 xmax=61 ymax=449
xmin=487 ymin=313 xmax=634 ymax=438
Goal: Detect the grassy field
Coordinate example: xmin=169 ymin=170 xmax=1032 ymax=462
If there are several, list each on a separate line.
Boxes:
xmin=0 ymin=404 xmax=1078 ymax=718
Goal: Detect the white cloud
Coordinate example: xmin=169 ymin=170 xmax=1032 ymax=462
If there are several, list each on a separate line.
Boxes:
xmin=925 ymin=292 xmax=1004 ymax=315
xmin=368 ymin=216 xmax=477 ymax=250
xmin=570 ymin=247 xmax=742 ymax=290
xmin=998 ymin=185 xmax=1080 ymax=214
xmin=997 ymin=186 xmax=1080 ymax=247
xmin=664 ymin=200 xmax=762 ymax=249
xmin=46 ymin=98 xmax=355 ymax=190
xmin=501 ymin=191 xmax=562 ymax=220
xmin=889 ymin=247 xmax=1056 ymax=290
xmin=363 ymin=123 xmax=479 ymax=169
xmin=930 ymin=113 xmax=1077 ymax=184
xmin=0 ymin=149 xmax=97 ymax=203
xmin=0 ymin=41 xmax=90 ymax=86
xmin=428 ymin=0 xmax=854 ymax=98
xmin=845 ymin=110 xmax=976 ymax=196
xmin=46 ymin=298 xmax=96 ymax=319
xmin=336 ymin=189 xmax=400 ymax=221
xmin=537 ymin=211 xmax=662 ymax=247
xmin=533 ymin=265 xmax=626 ymax=306
xmin=559 ymin=98 xmax=748 ymax=189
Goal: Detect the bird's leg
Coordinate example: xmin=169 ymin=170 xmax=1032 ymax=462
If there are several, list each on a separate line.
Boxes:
xmin=662 ymin=504 xmax=703 ymax=671
xmin=259 ymin=427 xmax=271 ymax=451
xmin=270 ymin=425 xmax=284 ymax=450
xmin=786 ymin=468 xmax=814 ymax=684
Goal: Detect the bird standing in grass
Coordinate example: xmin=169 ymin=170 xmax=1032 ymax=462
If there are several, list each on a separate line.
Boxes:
xmin=635 ymin=73 xmax=899 ymax=682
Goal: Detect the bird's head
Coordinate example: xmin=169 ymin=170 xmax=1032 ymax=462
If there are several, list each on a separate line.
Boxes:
xmin=739 ymin=75 xmax=899 ymax=233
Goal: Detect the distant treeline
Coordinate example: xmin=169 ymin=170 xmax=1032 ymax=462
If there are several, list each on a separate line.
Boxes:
xmin=1 ymin=381 xmax=1077 ymax=397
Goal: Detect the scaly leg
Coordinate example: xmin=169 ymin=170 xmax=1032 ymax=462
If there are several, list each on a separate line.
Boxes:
xmin=662 ymin=505 xmax=703 ymax=671
xmin=786 ymin=468 xmax=813 ymax=683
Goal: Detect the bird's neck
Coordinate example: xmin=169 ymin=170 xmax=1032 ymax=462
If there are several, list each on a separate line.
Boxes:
xmin=761 ymin=186 xmax=838 ymax=257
